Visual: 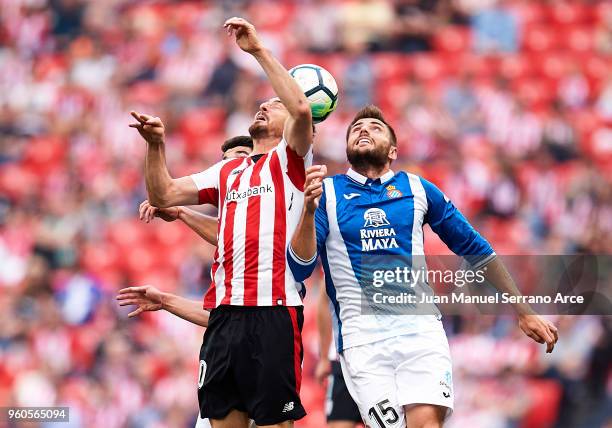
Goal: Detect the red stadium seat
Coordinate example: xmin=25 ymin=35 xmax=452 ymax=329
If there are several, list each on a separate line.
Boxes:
xmin=22 ymin=137 xmax=67 ymax=178
xmin=534 ymin=53 xmax=570 ymax=81
xmin=595 ymin=2 xmax=612 ymax=23
xmin=373 ymin=54 xmax=408 ymax=81
xmin=412 ymin=54 xmax=446 ymax=81
xmin=453 ymin=53 xmax=497 ymax=79
xmin=523 ymin=26 xmax=559 ymax=53
xmin=520 ymin=380 xmax=562 ymax=428
xmin=180 ymin=107 xmax=226 ymax=141
xmin=512 ymin=77 xmax=556 ymax=111
xmin=433 ymin=26 xmax=472 ymax=53
xmin=512 ymin=2 xmax=549 ymax=26
xmin=499 ymin=55 xmax=533 ymax=80
xmin=127 ymin=81 xmax=168 ymax=106
xmin=0 ymin=164 xmax=40 ymax=200
xmin=80 ymin=243 xmax=121 ymax=277
xmin=583 ymin=56 xmax=610 ymax=89
xmin=130 ymin=268 xmax=178 ymax=290
xmin=564 ymin=26 xmax=595 ymax=53
xmin=106 ymin=219 xmax=149 ymax=250
xmin=550 ymin=3 xmax=592 ymax=26
xmin=247 ymin=1 xmax=295 ymax=32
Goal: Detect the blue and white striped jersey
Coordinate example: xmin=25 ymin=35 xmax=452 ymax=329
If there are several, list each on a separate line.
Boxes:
xmin=288 ymin=168 xmax=495 ymax=353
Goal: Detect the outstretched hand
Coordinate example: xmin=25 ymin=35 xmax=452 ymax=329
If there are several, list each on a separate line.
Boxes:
xmin=116 ymin=285 xmax=165 ymax=318
xmin=223 ymin=17 xmax=263 ymax=54
xmin=519 ymin=314 xmax=559 ymax=353
xmin=304 ymin=165 xmax=327 ymax=214
xmin=129 ymin=111 xmax=165 ymax=145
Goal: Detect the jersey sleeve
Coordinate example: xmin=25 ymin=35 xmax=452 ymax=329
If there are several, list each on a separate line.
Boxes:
xmin=190 ymin=160 xmax=225 ymax=207
xmin=420 ymin=177 xmax=495 ymax=269
xmin=275 ymin=138 xmax=313 ymax=191
xmin=287 ymin=186 xmax=330 ymax=281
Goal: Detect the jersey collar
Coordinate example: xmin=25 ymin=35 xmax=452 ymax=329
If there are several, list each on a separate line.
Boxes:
xmin=346 ymin=168 xmax=395 ymax=185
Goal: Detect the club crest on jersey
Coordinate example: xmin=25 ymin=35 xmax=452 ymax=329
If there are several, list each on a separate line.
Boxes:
xmin=363 ymin=208 xmax=390 ymax=228
xmin=386 ymin=184 xmax=402 ymax=198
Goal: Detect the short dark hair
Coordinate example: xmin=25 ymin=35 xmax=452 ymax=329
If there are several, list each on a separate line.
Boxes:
xmin=345 ymin=105 xmax=397 ymax=147
xmin=221 ymin=135 xmax=253 ymax=154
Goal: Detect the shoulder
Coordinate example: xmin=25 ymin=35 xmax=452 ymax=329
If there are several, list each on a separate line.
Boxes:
xmin=192 ymin=158 xmax=239 ymax=175
xmin=323 ymin=174 xmax=349 ymax=189
xmin=398 ymin=171 xmax=438 ymax=194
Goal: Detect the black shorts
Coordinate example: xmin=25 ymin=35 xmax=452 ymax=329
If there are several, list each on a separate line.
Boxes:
xmin=327 ymin=361 xmax=362 ymax=423
xmin=197 ymin=305 xmax=306 ymax=425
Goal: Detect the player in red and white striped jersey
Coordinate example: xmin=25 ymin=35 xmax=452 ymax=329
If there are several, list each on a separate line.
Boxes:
xmin=129 ymin=17 xmax=313 ymax=428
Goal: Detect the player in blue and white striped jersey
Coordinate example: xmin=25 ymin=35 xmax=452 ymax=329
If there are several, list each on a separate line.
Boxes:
xmin=287 ymin=105 xmax=558 ymax=428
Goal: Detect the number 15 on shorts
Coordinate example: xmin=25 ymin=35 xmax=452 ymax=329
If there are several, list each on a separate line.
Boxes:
xmin=368 ymin=399 xmax=400 ymax=428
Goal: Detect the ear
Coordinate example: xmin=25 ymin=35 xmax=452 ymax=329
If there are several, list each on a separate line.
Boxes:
xmin=388 ymin=145 xmax=398 ymax=161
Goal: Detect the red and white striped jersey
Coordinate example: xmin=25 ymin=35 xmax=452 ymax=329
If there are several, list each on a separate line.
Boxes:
xmin=191 ymin=139 xmax=312 ymax=308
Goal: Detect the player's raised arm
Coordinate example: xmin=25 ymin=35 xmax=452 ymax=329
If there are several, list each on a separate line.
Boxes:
xmin=224 ymin=17 xmax=313 ymax=157
xmin=478 ymin=258 xmax=559 ymax=353
xmin=288 ymin=165 xmax=327 ymax=281
xmin=129 ymin=112 xmax=199 ymax=208
xmin=139 ymin=200 xmax=219 ymax=246
xmin=420 ymin=177 xmax=558 ymax=352
xmin=116 ymin=285 xmax=210 ymax=327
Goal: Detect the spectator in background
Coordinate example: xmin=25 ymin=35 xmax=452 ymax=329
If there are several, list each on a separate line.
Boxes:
xmin=494 ymin=100 xmax=542 ymax=158
xmin=203 ymin=41 xmax=241 ymax=107
xmin=341 ymin=42 xmax=374 ymax=109
xmin=595 ymin=6 xmax=612 ymax=55
xmin=339 ymin=0 xmax=394 ymax=51
xmin=402 ymin=81 xmax=456 ymax=160
xmin=483 ymin=163 xmax=520 ymax=219
xmin=558 ymin=66 xmax=589 ymax=112
xmin=472 ymin=0 xmax=519 ymax=54
xmin=294 ymin=0 xmax=340 ymax=53
xmin=595 ymin=78 xmax=612 ymax=122
xmin=50 ymin=0 xmax=85 ymax=42
xmin=443 ymin=73 xmax=486 ymax=136
xmin=541 ymin=102 xmax=577 ymax=163
xmin=390 ymin=0 xmax=459 ymax=52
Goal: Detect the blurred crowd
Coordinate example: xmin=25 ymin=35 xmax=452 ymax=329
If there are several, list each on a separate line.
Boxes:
xmin=0 ymin=0 xmax=611 ymax=427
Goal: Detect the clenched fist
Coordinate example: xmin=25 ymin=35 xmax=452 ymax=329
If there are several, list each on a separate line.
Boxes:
xmin=303 ymin=165 xmax=327 ymax=214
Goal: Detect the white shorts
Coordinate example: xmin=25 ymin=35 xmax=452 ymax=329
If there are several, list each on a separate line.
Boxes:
xmin=340 ymin=329 xmax=453 ymax=428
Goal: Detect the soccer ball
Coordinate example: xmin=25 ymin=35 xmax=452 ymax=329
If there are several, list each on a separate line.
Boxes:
xmin=289 ymin=64 xmax=338 ymax=124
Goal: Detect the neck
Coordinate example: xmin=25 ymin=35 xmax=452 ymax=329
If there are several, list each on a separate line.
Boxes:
xmin=251 ymin=136 xmax=280 ymax=155
xmin=351 ymin=163 xmax=391 ymax=180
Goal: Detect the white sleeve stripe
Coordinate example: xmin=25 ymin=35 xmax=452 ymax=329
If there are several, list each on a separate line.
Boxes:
xmin=471 ymin=252 xmax=497 ymax=270
xmin=288 ymin=245 xmax=316 ymax=265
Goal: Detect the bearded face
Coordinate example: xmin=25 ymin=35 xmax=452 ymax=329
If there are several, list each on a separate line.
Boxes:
xmin=346 ymin=118 xmax=396 ymax=170
xmin=248 ymin=98 xmax=289 ymax=140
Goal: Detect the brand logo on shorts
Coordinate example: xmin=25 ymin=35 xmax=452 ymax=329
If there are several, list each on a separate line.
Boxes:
xmin=197 ymin=360 xmax=207 ymax=389
xmin=282 ymin=401 xmax=294 ymax=413
xmin=440 ymin=370 xmax=452 ymax=399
